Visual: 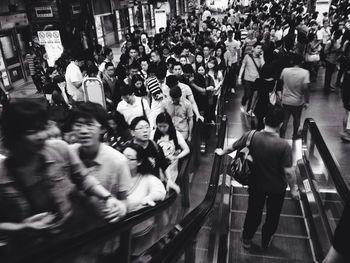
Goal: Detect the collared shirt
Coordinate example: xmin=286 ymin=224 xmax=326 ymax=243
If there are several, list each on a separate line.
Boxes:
xmin=161 ymin=98 xmax=193 ymax=138
xmin=0 ymin=140 xmax=100 ymax=223
xmin=69 ymin=143 xmax=132 ymax=199
xmin=65 ymin=62 xmax=84 ymax=101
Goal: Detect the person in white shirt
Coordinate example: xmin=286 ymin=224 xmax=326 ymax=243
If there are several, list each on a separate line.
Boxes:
xmin=117 ymin=85 xmax=151 ymax=126
xmin=65 ymin=54 xmax=84 ymax=102
xmin=202 ymin=7 xmax=212 ymax=21
xmin=224 ymin=29 xmax=241 ymax=94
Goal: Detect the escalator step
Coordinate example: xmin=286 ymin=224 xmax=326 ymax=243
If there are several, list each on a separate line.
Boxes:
xmin=229 ymin=231 xmax=314 ymax=262
xmin=230 ymin=211 xmax=309 ymax=237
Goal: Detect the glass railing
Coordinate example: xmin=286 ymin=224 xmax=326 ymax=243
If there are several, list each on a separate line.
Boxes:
xmin=301 ymin=118 xmax=350 ymax=258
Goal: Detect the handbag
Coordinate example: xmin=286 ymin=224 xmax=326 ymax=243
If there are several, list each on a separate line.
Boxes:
xmin=230 ymin=130 xmax=256 ymax=185
xmin=269 ymin=80 xmax=278 ymax=106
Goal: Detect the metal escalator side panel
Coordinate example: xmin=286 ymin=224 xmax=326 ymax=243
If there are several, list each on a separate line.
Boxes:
xmin=297 ymin=160 xmax=330 ymax=261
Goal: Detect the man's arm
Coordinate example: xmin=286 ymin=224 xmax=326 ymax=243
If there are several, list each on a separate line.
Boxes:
xmin=187 ymin=93 xmax=203 ymax=121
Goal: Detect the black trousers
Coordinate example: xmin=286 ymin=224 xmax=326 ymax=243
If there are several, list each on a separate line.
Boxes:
xmin=324 ymin=61 xmax=336 ymax=90
xmin=280 ymin=104 xmax=303 ymax=139
xmin=242 ymin=187 xmax=286 ymax=241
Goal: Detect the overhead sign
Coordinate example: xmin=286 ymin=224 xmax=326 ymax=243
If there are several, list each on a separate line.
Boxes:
xmin=35 ymin=6 xmax=54 ymax=18
xmin=154 ymin=9 xmax=167 ymax=34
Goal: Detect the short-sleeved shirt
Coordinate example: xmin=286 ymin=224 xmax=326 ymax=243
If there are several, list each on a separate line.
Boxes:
xmin=65 ymin=62 xmax=84 ymax=101
xmin=162 ymin=98 xmax=193 ymax=137
xmin=117 ymin=96 xmax=150 ymax=124
xmin=232 ymin=131 xmax=292 ymax=193
xmin=69 ymin=143 xmax=132 ymax=199
xmin=280 ymin=67 xmax=310 ymax=106
xmin=0 ymin=140 xmax=99 ymax=223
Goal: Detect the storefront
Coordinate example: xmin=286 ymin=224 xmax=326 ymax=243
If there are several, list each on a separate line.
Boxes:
xmin=0 ymin=13 xmax=31 ymax=90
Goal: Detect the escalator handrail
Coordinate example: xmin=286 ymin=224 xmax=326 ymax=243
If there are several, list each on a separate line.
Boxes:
xmin=4 ymin=193 xmax=177 ymax=263
xmin=3 ymin=180 xmax=183 ymax=262
xmin=302 ymin=118 xmax=350 ymax=203
xmin=135 ymin=116 xmax=227 ymax=263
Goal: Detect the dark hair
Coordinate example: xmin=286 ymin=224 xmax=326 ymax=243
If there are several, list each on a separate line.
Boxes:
xmin=120 ymin=85 xmax=134 ymax=96
xmin=53 ymin=75 xmax=66 ymax=84
xmin=166 ymin=75 xmax=179 ymax=87
xmin=169 ymin=85 xmax=182 ymax=98
xmin=107 ymin=110 xmax=129 ymax=134
xmin=69 ymin=102 xmax=108 ymax=129
xmin=123 ymin=142 xmax=154 ymax=175
xmin=105 ymin=62 xmax=114 ymax=70
xmin=183 ymin=64 xmax=194 ymax=74
xmin=1 ymin=100 xmax=48 ymax=149
xmin=103 ymin=47 xmax=113 ymax=57
xmin=173 ymin=61 xmax=182 ymax=69
xmin=128 ymin=61 xmax=140 ymax=70
xmin=153 ymin=111 xmax=179 ymax=149
xmin=129 ymin=116 xmax=150 ymax=130
xmin=265 ymin=105 xmax=284 ymax=128
xmin=166 ymin=57 xmax=177 ymax=66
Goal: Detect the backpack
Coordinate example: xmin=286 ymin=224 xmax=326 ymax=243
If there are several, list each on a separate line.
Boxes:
xmin=230 ymin=130 xmax=256 ymax=185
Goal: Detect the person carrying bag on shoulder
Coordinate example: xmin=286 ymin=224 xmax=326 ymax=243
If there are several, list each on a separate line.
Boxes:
xmin=215 ymin=105 xmax=299 ymax=251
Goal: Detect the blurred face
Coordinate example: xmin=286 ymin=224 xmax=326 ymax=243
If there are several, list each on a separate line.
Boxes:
xmin=122 ymin=94 xmax=135 ymax=104
xmin=253 ymin=45 xmax=263 ymax=56
xmin=270 ymin=29 xmax=276 ymax=36
xmin=129 ymin=68 xmax=139 ymax=77
xmin=123 ymin=147 xmax=139 ymax=171
xmin=141 ymin=61 xmax=148 ymax=71
xmin=107 ymin=51 xmax=114 ymax=61
xmin=197 ymin=66 xmax=205 ymax=75
xmin=215 ymin=48 xmax=222 ymax=57
xmin=173 ymin=65 xmax=182 ymax=76
xmin=108 ymin=119 xmax=117 ymax=132
xmin=22 ymin=126 xmax=48 ymax=152
xmin=196 ymin=55 xmax=203 ymax=63
xmin=135 ymin=80 xmax=143 ymax=89
xmin=139 ymin=46 xmax=145 ymax=54
xmin=216 ymin=30 xmax=221 ymax=38
xmin=151 ymin=52 xmax=159 ymax=62
xmin=203 ymin=47 xmax=210 ymax=57
xmin=180 ymin=57 xmax=187 ymax=65
xmin=132 ymin=120 xmax=150 ymax=141
xmin=72 ymin=118 xmax=102 ymax=148
xmin=157 ymin=122 xmax=169 ymax=134
xmin=129 ymin=49 xmax=138 ymax=59
xmin=106 ymin=66 xmax=115 ymax=77
xmin=208 ymin=60 xmax=215 ymax=69
xmin=323 ymin=21 xmax=329 ymax=28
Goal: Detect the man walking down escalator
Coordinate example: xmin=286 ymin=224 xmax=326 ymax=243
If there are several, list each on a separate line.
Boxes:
xmin=215 ymin=106 xmax=300 ymax=250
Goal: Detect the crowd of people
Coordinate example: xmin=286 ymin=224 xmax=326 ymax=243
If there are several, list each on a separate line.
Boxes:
xmin=0 ymin=0 xmax=349 ymax=260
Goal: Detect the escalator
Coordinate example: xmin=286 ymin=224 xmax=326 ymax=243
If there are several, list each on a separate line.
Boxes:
xmin=135 ymin=118 xmax=349 ymax=263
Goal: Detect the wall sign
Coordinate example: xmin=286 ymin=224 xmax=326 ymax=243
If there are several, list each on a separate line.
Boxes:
xmin=35 ymin=6 xmax=54 ymax=18
xmin=37 ymin=31 xmax=63 ymax=67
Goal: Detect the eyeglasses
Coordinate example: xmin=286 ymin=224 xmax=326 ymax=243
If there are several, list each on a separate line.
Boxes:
xmin=73 ymin=122 xmax=101 ymax=130
xmin=134 ymin=125 xmax=150 ymax=131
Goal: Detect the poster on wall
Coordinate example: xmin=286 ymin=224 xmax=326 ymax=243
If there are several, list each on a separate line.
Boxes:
xmin=154 ymin=9 xmax=167 ymax=34
xmin=37 ymin=30 xmax=63 ymax=67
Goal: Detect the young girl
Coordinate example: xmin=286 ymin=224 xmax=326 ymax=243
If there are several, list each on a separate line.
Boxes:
xmin=151 ymin=112 xmax=190 ymax=183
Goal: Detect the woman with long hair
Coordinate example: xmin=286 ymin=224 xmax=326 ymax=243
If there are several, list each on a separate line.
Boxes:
xmin=131 ymin=74 xmax=148 ymax=100
xmin=207 ymin=57 xmax=224 ymax=123
xmin=193 ymin=51 xmax=204 ymax=71
xmin=214 ymin=45 xmax=226 ymax=72
xmin=151 ymin=112 xmax=190 ymax=183
xmin=106 ymin=111 xmax=132 ymax=152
